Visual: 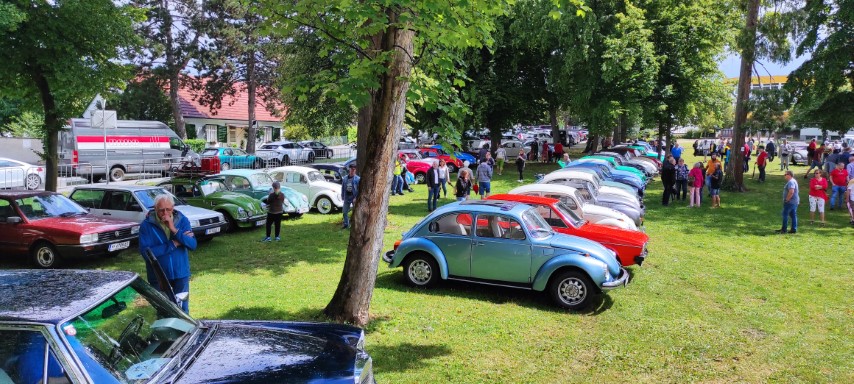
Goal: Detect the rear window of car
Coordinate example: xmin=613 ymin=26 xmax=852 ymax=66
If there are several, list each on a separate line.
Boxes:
xmin=428 ymin=213 xmax=472 ymax=236
xmin=261 ymin=144 xmax=281 ymax=150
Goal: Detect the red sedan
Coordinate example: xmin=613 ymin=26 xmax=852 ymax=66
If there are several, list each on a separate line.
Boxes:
xmin=487 ymin=194 xmax=649 ymax=266
xmin=0 ymin=191 xmax=140 ymax=268
xmin=418 ymin=147 xmax=463 ymax=172
xmin=396 ymin=154 xmax=433 ymax=184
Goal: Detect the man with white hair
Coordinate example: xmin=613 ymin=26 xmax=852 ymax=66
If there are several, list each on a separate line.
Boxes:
xmin=139 ymin=194 xmax=196 ymax=313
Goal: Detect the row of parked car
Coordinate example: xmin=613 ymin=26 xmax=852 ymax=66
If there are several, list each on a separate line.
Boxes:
xmin=382 ymin=141 xmax=661 ymax=310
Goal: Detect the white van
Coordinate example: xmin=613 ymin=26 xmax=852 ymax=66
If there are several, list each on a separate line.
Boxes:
xmin=59 ymin=118 xmax=196 ymax=181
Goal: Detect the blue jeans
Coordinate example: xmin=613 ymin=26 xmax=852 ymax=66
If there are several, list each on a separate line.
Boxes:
xmin=830 ymin=185 xmax=847 ymax=208
xmin=705 ymin=176 xmax=712 ymax=195
xmin=342 ymin=198 xmax=353 ymax=227
xmin=439 ymin=178 xmax=447 ymax=196
xmin=427 ymin=185 xmax=440 ymax=211
xmin=781 ymin=203 xmax=798 ymax=232
xmin=392 ymin=175 xmax=403 ymax=194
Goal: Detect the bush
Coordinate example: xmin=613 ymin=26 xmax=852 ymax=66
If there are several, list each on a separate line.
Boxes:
xmin=347 ymin=125 xmax=357 ymax=143
xmin=284 ymin=124 xmax=310 ymax=141
xmin=184 ymin=138 xmax=206 ymax=153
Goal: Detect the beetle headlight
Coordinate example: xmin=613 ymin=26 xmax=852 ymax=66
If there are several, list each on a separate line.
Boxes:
xmin=238 ymin=207 xmax=248 ymax=217
xmin=131 ymin=226 xmax=140 ymax=235
xmin=301 ymin=194 xmax=308 ymax=203
xmin=79 ymin=233 xmax=98 ymax=244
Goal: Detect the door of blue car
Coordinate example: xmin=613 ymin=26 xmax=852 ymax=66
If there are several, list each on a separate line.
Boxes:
xmin=470 ymin=214 xmax=532 ymax=283
xmin=426 ymin=212 xmax=474 ymax=277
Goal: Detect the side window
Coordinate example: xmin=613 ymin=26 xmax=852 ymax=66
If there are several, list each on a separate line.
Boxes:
xmin=224 ymin=149 xmax=233 ymax=156
xmin=0 ymin=329 xmax=71 ymax=384
xmin=428 ymin=213 xmax=472 ymax=236
xmin=299 ymin=174 xmax=307 ymax=184
xmin=104 ymin=191 xmax=132 ymax=211
xmin=475 ymin=214 xmax=525 ymax=240
xmin=234 ymin=149 xmax=247 ymax=156
xmin=0 ymin=199 xmax=17 ymax=222
xmin=270 ymin=172 xmax=284 ymax=182
xmin=535 ymin=205 xmax=566 ymax=228
xmin=546 ymin=194 xmax=577 ymax=210
xmin=70 ymin=189 xmax=106 ymax=209
xmin=0 ymin=160 xmax=14 ymax=167
xmin=230 ymin=176 xmax=250 ymax=190
xmin=285 ymin=172 xmax=301 ymax=184
xmin=169 ymin=137 xmax=184 ymax=150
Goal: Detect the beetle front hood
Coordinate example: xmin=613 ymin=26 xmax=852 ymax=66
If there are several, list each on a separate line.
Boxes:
xmin=548 ymin=233 xmax=621 ymax=276
xmin=176 ymin=323 xmax=357 ymax=383
xmin=209 ymin=192 xmax=264 ymax=213
xmin=280 ymin=187 xmax=309 ymax=209
xmin=174 ymin=205 xmax=222 ymax=221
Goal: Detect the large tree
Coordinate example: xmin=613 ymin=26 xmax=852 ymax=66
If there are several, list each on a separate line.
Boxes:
xmin=195 ymin=0 xmax=284 ymax=154
xmin=130 ymin=0 xmax=204 ymax=139
xmin=0 ymin=0 xmax=140 ymax=191
xmin=264 ymin=0 xmax=507 ymax=325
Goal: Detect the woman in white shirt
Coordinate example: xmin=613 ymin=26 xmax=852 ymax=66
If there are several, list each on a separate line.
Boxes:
xmin=438 ymin=159 xmax=451 ymax=198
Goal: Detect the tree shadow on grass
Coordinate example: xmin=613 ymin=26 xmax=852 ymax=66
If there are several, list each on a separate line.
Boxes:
xmin=369 ymin=342 xmax=452 ymax=374
xmin=374 ymin=270 xmax=616 ymax=316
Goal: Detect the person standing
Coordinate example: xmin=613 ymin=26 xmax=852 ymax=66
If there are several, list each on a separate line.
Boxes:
xmin=776 ymin=170 xmax=800 ymax=233
xmin=558 ymin=153 xmax=572 ymax=168
xmin=547 ymin=141 xmax=555 ymax=163
xmin=454 ymin=169 xmax=473 ymax=201
xmin=846 ymin=178 xmax=854 ymax=225
xmin=829 ymin=162 xmax=848 ymax=210
xmin=392 ymin=159 xmax=404 ymax=196
xmin=661 ymin=156 xmax=676 ymax=206
xmin=478 ymin=143 xmax=490 ymax=163
xmin=705 ymin=153 xmax=721 ymax=197
xmin=675 ymin=158 xmax=689 ymax=201
xmin=541 ymin=140 xmax=549 ymax=163
xmin=824 ymin=149 xmax=839 ymax=175
xmin=530 ymin=140 xmax=538 ymax=162
xmin=766 ymin=140 xmax=776 ymax=162
xmin=437 ymin=159 xmax=450 ymax=198
xmin=476 ymin=158 xmax=493 ymax=199
xmin=262 ymin=182 xmax=285 ymax=242
xmin=847 ymin=156 xmax=854 ymax=182
xmin=805 ymin=141 xmax=823 ymax=178
xmin=709 ymin=163 xmax=723 ymax=208
xmin=671 ymin=142 xmax=683 ymax=162
xmin=838 ymin=146 xmax=851 ymax=165
xmin=780 ymin=139 xmax=792 ymax=171
xmin=139 ymin=195 xmax=196 ymax=313
xmin=341 ymin=164 xmax=360 ymax=229
xmin=756 ymin=147 xmax=768 ymax=182
xmin=688 ymin=162 xmax=704 ymax=207
xmin=495 ymin=145 xmax=506 ymax=175
xmin=808 ymin=170 xmax=828 ymax=225
xmin=426 ymin=162 xmax=441 ymax=211
xmin=516 ymin=151 xmax=526 ymax=182
xmin=554 ymin=142 xmax=564 ymax=162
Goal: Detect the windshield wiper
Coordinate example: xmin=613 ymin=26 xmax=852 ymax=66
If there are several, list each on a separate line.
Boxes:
xmin=59 ymin=211 xmax=85 ymax=217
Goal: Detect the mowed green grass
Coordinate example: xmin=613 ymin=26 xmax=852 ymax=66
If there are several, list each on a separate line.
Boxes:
xmin=5 ymin=141 xmax=852 ymax=382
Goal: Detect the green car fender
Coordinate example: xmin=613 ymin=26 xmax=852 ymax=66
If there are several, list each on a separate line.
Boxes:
xmin=389 ymin=238 xmax=449 ymax=280
xmin=212 ymin=202 xmax=244 ymax=221
xmin=531 ymin=252 xmax=608 ymax=292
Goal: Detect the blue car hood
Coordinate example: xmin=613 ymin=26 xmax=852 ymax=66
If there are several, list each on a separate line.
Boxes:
xmin=281 ymin=187 xmax=309 ymax=209
xmin=547 ymin=233 xmax=621 ymax=276
xmin=174 ymin=322 xmax=358 ymax=383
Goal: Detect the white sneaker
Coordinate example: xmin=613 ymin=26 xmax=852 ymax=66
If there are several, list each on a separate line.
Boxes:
xmin=517 ymin=179 xmax=523 ymax=182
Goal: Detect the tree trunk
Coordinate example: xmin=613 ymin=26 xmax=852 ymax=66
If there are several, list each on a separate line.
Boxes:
xmin=324 ymin=10 xmax=414 ymax=326
xmin=619 ymin=112 xmax=628 ymax=144
xmin=32 ymin=67 xmax=59 ymax=192
xmin=168 ymin=73 xmax=187 ymax=139
xmin=583 ymin=134 xmax=599 ymax=153
xmin=665 ymin=120 xmax=673 ymax=152
xmin=549 ymin=107 xmax=560 ymax=145
xmin=728 ymin=0 xmax=760 ymax=192
xmin=246 ymin=52 xmax=257 ymax=154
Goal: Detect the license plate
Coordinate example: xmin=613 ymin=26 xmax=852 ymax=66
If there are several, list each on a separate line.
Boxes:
xmin=108 ymin=241 xmax=130 ymax=252
xmin=205 ymin=227 xmax=221 ymax=235
xmin=256 ymin=220 xmax=266 ymax=226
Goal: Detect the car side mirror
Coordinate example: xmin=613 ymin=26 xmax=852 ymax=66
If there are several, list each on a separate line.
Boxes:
xmin=5 ymin=217 xmax=22 ymax=224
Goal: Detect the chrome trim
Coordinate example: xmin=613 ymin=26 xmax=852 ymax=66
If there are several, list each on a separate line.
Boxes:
xmin=601 ymin=268 xmax=629 ymax=290
xmin=447 ymin=277 xmax=533 ymax=290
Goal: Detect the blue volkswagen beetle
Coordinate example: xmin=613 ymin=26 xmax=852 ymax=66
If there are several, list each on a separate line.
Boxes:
xmin=0 ymin=270 xmax=374 ymax=383
xmin=383 ymin=200 xmax=629 ymax=310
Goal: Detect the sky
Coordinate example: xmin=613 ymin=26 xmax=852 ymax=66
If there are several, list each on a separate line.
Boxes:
xmin=717 ymin=52 xmax=811 ymax=78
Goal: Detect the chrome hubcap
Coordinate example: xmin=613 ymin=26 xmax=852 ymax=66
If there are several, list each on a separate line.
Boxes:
xmin=318 ymin=198 xmax=332 ymax=213
xmin=408 ymin=260 xmax=432 ymax=285
xmin=37 ymin=248 xmax=54 ymax=267
xmin=26 ymin=175 xmax=40 ymax=189
xmin=111 ymin=169 xmax=124 ymax=180
xmin=558 ymin=277 xmax=586 ymax=305
xmin=222 ymin=163 xmax=230 ymax=170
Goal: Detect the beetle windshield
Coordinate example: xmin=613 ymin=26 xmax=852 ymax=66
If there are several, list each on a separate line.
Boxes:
xmin=307 ymin=171 xmax=326 ymax=183
xmin=201 ymin=148 xmax=219 ymax=156
xmin=249 ymin=173 xmax=273 ymax=187
xmin=15 ymin=194 xmax=87 ymax=220
xmin=555 ymin=201 xmax=585 ymax=227
xmin=199 ymin=180 xmax=227 ymax=196
xmin=134 ymin=189 xmax=183 ymax=209
xmin=521 ymin=209 xmax=553 ymax=239
xmin=60 ymin=279 xmax=197 ymax=383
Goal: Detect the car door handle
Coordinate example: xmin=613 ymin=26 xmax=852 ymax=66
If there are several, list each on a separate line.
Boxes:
xmin=474 ymin=241 xmax=485 ymax=246
xmin=102 ymin=212 xmax=111 ymax=216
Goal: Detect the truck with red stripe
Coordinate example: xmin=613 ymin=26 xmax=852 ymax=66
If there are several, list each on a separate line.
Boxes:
xmin=59 ymin=119 xmax=197 ymax=181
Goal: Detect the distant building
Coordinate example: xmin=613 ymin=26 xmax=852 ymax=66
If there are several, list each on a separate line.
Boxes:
xmin=726 ymin=75 xmax=788 ymax=92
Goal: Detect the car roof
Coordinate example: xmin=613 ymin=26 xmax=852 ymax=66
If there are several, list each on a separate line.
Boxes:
xmin=261 ymin=141 xmax=295 ymax=145
xmin=435 ymin=200 xmax=532 ymax=216
xmin=488 ymin=194 xmax=559 ymax=206
xmin=0 ymin=190 xmax=59 ymax=199
xmin=510 ymin=183 xmax=579 ymax=195
xmin=73 ymin=184 xmax=163 ymax=192
xmin=268 ymin=165 xmax=317 ymax=174
xmin=0 ymin=270 xmax=136 ymax=324
xmin=214 ymin=169 xmax=265 ymax=177
xmin=0 ymin=157 xmax=33 ymax=165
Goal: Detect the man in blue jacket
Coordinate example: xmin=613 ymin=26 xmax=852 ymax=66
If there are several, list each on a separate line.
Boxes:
xmin=139 ymin=194 xmax=196 ymax=313
xmin=341 ymin=163 xmax=360 ymax=229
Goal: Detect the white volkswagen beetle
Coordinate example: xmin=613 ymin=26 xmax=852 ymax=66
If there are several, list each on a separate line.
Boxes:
xmin=267 ymin=166 xmax=344 ymax=214
xmin=508 ymin=184 xmax=638 ymax=230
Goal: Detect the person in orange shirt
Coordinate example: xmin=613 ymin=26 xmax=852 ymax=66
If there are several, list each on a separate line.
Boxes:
xmin=704 ymin=153 xmax=722 ymax=197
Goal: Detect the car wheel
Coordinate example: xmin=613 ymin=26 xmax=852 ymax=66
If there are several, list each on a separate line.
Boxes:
xmin=316 ymin=196 xmax=334 ymax=214
xmin=415 ymin=172 xmax=426 ymax=184
xmin=288 ymin=212 xmax=304 ymax=219
xmin=223 ymin=212 xmax=239 ymax=232
xmin=447 ymin=163 xmax=457 ymax=173
xmin=25 ymin=174 xmax=41 ymax=190
xmin=221 ymin=162 xmax=231 ymax=171
xmin=109 ymin=166 xmax=125 ymax=182
xmin=548 ymin=270 xmax=594 ymax=310
xmin=31 ymin=242 xmax=60 ymax=268
xmin=403 ymin=253 xmax=439 ymax=288
xmin=327 ymin=149 xmax=334 ymax=159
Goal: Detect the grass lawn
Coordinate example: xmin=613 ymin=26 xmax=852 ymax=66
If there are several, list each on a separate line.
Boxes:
xmin=5 ymin=140 xmax=852 ymax=382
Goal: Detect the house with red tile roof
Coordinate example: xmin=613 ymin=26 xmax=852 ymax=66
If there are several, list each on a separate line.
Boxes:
xmin=178 ymin=80 xmax=287 ymax=148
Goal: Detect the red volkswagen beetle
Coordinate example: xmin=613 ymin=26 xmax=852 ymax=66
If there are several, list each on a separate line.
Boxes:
xmin=487 ymin=194 xmax=649 ymax=266
xmin=418 ymin=147 xmax=463 ymax=172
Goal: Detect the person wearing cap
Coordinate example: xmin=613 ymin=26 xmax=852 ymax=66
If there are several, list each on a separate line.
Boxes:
xmin=341 ymin=164 xmax=360 ymax=229
xmin=262 ymin=181 xmax=285 ymax=242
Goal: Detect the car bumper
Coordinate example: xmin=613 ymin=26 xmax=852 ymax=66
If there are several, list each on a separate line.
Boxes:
xmin=57 ymin=237 xmax=138 ymax=258
xmin=383 ymin=250 xmax=394 ymax=264
xmin=193 ymin=222 xmax=229 ymax=238
xmin=236 ymin=214 xmax=268 ymax=227
xmin=601 ymin=268 xmax=630 ymax=290
xmin=634 ymin=247 xmax=648 ymax=266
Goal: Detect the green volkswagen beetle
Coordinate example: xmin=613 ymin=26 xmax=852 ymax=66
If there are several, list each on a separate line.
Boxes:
xmin=158 ymin=177 xmax=267 ymax=231
xmin=206 ymin=169 xmax=310 ymax=217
